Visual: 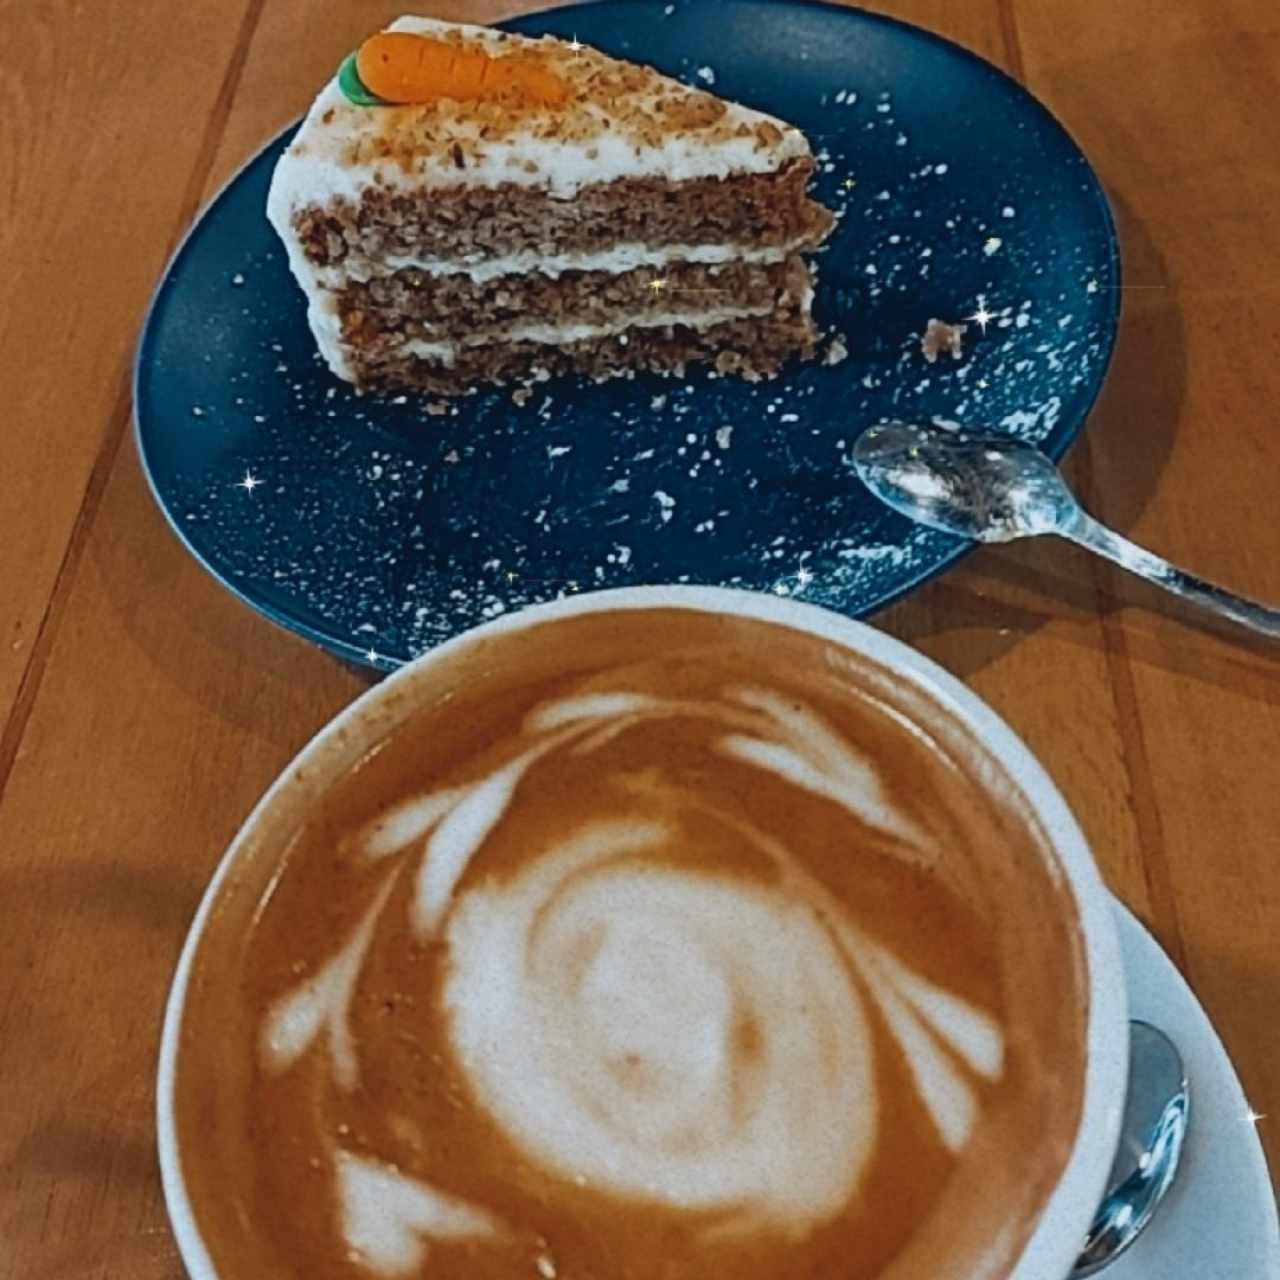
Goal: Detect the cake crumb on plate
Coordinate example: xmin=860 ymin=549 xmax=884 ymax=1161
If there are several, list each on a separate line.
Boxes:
xmin=921 ymin=318 xmax=967 ymax=363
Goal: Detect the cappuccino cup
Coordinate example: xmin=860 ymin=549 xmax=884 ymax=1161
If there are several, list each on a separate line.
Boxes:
xmin=158 ymin=585 xmax=1127 ymax=1280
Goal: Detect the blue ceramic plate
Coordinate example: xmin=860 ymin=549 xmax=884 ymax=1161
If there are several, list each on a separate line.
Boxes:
xmin=135 ymin=0 xmax=1119 ymax=670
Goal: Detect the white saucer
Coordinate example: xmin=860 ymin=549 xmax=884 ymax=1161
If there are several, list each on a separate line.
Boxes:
xmin=1108 ymin=899 xmax=1279 ymax=1278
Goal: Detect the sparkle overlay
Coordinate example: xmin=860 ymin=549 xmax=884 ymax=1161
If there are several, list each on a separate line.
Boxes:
xmin=967 ymin=295 xmax=995 ymax=334
xmin=640 ymin=274 xmax=731 ymax=302
xmin=235 ymin=470 xmax=262 ymax=495
xmin=772 ymin=565 xmax=816 ymax=597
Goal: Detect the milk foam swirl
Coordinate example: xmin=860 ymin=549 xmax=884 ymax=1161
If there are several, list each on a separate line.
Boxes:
xmin=259 ymin=684 xmax=1005 ymax=1277
xmin=444 ymin=819 xmax=874 ymax=1232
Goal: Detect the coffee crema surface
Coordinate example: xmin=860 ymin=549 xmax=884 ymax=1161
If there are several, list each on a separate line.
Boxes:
xmin=174 ymin=608 xmax=1087 ymax=1280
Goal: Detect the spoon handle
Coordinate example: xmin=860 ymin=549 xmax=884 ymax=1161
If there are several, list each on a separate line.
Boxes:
xmin=1062 ymin=512 xmax=1280 ymax=639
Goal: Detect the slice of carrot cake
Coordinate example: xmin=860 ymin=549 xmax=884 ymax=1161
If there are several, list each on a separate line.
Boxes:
xmin=267 ymin=15 xmax=834 ymax=395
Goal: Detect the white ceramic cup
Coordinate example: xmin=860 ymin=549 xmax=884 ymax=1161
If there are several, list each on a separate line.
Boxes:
xmin=157 ymin=584 xmax=1128 ymax=1280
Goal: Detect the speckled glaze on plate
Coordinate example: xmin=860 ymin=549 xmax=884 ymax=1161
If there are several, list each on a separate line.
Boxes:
xmin=134 ymin=0 xmax=1120 ymax=671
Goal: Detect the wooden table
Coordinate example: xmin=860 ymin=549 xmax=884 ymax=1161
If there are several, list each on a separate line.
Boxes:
xmin=3 ymin=0 xmax=1277 ymax=1274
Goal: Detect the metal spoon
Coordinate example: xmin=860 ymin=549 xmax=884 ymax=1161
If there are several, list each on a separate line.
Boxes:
xmin=1072 ymin=1020 xmax=1190 ymax=1275
xmin=852 ymin=422 xmax=1280 ymax=638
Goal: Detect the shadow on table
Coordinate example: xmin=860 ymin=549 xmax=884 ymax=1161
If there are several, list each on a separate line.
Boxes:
xmin=4 ymin=1118 xmax=158 ymax=1191
xmin=872 ymin=187 xmax=1280 ymax=700
xmin=890 ymin=539 xmax=1280 ymax=702
xmin=0 ymin=1034 xmax=165 ymax=1255
xmin=0 ymin=1230 xmax=181 ymax=1280
xmin=0 ymin=856 xmax=202 ymax=933
xmin=94 ymin=435 xmax=370 ymax=747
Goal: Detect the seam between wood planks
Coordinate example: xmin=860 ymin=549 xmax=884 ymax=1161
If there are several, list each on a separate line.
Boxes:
xmin=996 ymin=0 xmax=1029 ymax=83
xmin=1072 ymin=432 xmax=1190 ymax=975
xmin=0 ymin=0 xmax=268 ymax=808
xmin=997 ymin=0 xmax=1190 ymax=980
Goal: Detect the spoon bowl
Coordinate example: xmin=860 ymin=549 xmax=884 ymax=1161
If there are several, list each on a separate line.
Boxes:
xmin=852 ymin=422 xmax=1280 ymax=639
xmin=1071 ymin=1021 xmax=1189 ymax=1276
xmin=851 ymin=421 xmax=1077 ymax=541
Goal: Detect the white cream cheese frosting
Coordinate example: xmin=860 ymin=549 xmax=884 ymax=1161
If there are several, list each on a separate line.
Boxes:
xmin=267 ymin=14 xmax=811 ymax=221
xmin=264 ymin=16 xmax=817 ymax=384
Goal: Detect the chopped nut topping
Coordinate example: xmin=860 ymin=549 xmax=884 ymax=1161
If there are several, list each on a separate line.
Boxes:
xmin=327 ymin=29 xmax=797 ymax=175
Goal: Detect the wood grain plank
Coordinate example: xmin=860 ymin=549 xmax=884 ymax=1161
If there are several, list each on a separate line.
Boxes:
xmin=0 ymin=0 xmax=263 ymax=745
xmin=0 ymin=452 xmax=367 ymax=1280
xmin=1013 ymin=0 xmax=1280 ymax=1171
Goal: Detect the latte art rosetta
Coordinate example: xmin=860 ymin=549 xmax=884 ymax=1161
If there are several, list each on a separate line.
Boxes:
xmin=258 ymin=683 xmax=1006 ymax=1277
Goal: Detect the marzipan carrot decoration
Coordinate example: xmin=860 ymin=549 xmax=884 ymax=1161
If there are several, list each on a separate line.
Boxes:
xmin=343 ymin=32 xmax=569 ymax=107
